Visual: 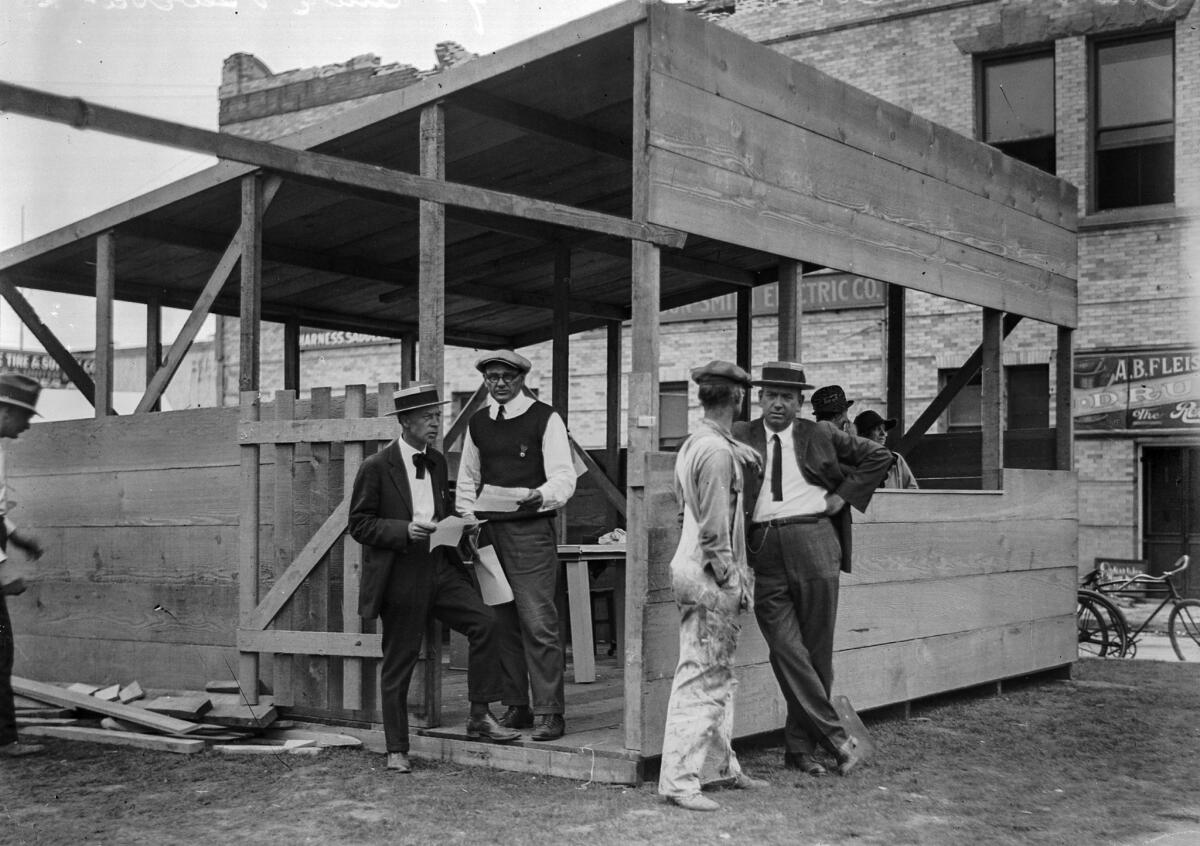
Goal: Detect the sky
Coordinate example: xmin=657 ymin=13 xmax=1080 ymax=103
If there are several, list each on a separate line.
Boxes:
xmin=0 ymin=0 xmax=629 ymax=350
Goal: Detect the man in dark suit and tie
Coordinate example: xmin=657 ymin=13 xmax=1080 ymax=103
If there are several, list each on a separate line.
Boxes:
xmin=732 ymin=362 xmax=891 ymax=777
xmin=349 ymin=384 xmax=518 ymax=773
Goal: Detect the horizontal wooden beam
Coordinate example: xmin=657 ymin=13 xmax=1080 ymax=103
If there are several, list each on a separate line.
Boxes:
xmin=0 ymin=82 xmax=686 ymax=249
xmin=238 ymin=629 xmax=383 ymax=658
xmin=239 ymin=417 xmax=399 ymax=445
xmin=452 ymin=88 xmax=632 ymax=161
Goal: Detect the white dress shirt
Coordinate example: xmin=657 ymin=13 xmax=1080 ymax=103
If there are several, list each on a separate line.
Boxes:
xmin=456 ymin=392 xmax=576 ymax=518
xmin=752 ymin=421 xmax=827 ymax=522
xmin=395 ymin=436 xmax=435 ymax=524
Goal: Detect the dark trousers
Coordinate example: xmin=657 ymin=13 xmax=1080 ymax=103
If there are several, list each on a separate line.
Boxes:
xmin=482 ymin=516 xmax=564 ymax=715
xmin=749 ymin=519 xmax=849 ymax=756
xmin=0 ymin=595 xmax=14 ymax=746
xmin=379 ymin=549 xmax=503 ymax=754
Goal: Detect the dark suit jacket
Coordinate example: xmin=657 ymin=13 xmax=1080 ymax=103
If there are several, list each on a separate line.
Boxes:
xmin=348 ymin=439 xmax=454 ymax=620
xmin=732 ymin=417 xmax=892 ymax=573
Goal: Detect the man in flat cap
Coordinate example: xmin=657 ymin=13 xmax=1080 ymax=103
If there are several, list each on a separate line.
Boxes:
xmin=733 ymin=363 xmax=891 ymax=777
xmin=456 ymin=350 xmax=576 ymax=741
xmin=350 ymin=384 xmax=519 ymax=773
xmin=810 ymin=384 xmax=854 ymax=434
xmin=659 ymin=361 xmax=769 ymax=812
xmin=854 ymin=410 xmax=919 ymax=489
xmin=0 ymin=374 xmax=46 ymax=758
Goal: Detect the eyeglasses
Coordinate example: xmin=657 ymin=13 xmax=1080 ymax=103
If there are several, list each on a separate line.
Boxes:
xmin=483 ymin=372 xmax=521 ymax=385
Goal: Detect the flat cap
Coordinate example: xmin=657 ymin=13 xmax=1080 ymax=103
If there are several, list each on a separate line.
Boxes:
xmin=811 ymin=385 xmax=854 ymax=414
xmin=690 ymin=359 xmax=751 ymax=387
xmin=754 ymin=361 xmax=814 ymax=391
xmin=475 ymin=349 xmax=531 ymax=374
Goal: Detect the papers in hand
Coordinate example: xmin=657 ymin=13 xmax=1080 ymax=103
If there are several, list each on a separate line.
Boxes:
xmin=474 ymin=545 xmax=513 ymax=606
xmin=428 ymin=515 xmax=467 ymax=550
xmin=472 ymin=484 xmax=529 ymax=514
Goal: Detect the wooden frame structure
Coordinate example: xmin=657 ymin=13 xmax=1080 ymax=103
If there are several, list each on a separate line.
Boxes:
xmin=0 ymin=1 xmax=1077 ymax=783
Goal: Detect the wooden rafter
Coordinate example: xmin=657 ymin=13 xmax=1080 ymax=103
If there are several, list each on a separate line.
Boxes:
xmin=452 ymin=89 xmax=632 ymax=160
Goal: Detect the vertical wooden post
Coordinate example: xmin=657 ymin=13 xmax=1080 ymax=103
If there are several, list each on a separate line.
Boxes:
xmin=95 ymin=231 xmax=115 ymax=419
xmin=605 ymin=320 xmax=623 ymax=495
xmin=341 ymin=385 xmax=366 ymax=711
xmin=1056 ymin=326 xmax=1074 ymax=471
xmin=736 ymin=287 xmax=752 ymax=420
xmin=272 ymin=389 xmax=296 ymax=707
xmin=885 ymin=284 xmax=906 ymax=446
xmin=777 ymin=259 xmax=802 ymax=362
xmin=981 ymin=308 xmax=1004 ymax=490
xmin=419 ymin=102 xmax=445 ymax=391
xmin=238 ymin=391 xmax=261 ymax=705
xmin=401 ymin=335 xmax=417 ymax=388
xmin=300 ymin=386 xmax=333 ymax=710
xmin=283 ymin=318 xmax=301 ymax=394
xmin=145 ymin=296 xmax=162 ymax=413
xmin=553 ymin=244 xmax=571 ymax=421
xmin=240 ymin=174 xmax=263 ymax=394
xmin=625 ymin=17 xmax=656 ymax=754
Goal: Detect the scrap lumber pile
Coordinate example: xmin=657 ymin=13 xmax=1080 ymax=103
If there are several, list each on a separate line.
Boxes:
xmin=12 ymin=676 xmax=361 ymax=755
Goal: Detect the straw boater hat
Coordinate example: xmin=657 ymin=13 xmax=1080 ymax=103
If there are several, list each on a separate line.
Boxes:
xmin=385 ymin=384 xmax=450 ymax=416
xmin=690 ymin=360 xmax=751 ymax=387
xmin=811 ymin=385 xmax=853 ymax=415
xmin=474 ymin=349 xmax=532 ymax=374
xmin=0 ymin=373 xmax=42 ymax=415
xmin=753 ymin=361 xmax=814 ymax=391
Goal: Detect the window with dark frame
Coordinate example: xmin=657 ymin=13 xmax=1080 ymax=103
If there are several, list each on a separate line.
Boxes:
xmin=939 ymin=364 xmax=1050 ymax=432
xmin=980 ymin=50 xmax=1056 ymax=174
xmin=1094 ymin=31 xmax=1175 ymax=210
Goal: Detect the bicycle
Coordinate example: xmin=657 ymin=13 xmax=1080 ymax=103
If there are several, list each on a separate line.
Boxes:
xmin=1076 ymin=555 xmax=1199 ymax=660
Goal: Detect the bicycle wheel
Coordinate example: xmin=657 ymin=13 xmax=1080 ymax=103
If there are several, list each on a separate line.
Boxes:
xmin=1077 ymin=593 xmax=1113 ymax=657
xmin=1167 ymin=599 xmax=1200 ymax=660
xmin=1078 ymin=589 xmax=1129 ymax=658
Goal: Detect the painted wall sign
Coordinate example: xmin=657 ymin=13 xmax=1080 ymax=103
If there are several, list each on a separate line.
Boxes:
xmin=0 ymin=349 xmax=95 ymax=388
xmin=660 ymin=275 xmax=886 ymax=323
xmin=300 ymin=330 xmax=396 ymax=350
xmin=1074 ymin=348 xmax=1200 ymax=431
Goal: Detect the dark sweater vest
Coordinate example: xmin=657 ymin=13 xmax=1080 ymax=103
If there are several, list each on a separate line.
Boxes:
xmin=468 ymin=401 xmax=555 ymax=521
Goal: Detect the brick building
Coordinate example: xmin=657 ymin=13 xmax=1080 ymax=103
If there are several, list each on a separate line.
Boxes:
xmin=206 ymin=0 xmax=1198 ymax=584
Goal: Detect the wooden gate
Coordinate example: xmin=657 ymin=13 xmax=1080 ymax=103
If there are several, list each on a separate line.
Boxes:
xmin=234 ymin=383 xmax=485 ymax=724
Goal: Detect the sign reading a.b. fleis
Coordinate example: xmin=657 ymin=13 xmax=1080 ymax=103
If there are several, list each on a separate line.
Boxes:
xmin=1074 ymin=348 xmax=1200 ymax=431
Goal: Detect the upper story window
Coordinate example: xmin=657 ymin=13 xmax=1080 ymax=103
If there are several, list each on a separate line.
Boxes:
xmin=940 ymin=363 xmax=1049 ymax=432
xmin=1094 ymin=32 xmax=1174 ymax=210
xmin=980 ymin=50 xmax=1055 ymax=173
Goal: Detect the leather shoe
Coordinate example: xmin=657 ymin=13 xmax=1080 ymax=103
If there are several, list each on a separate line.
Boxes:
xmin=497 ymin=705 xmax=534 ymax=729
xmin=386 ymin=751 xmax=412 ymax=772
xmin=466 ymin=711 xmax=521 ymax=744
xmin=784 ymin=752 xmax=828 ymax=776
xmin=0 ymin=741 xmax=43 ymax=758
xmin=668 ymin=793 xmax=720 ymax=812
xmin=835 ymin=735 xmax=870 ymax=776
xmin=530 ymin=713 xmax=565 ymax=742
xmin=731 ymin=773 xmax=769 ymax=789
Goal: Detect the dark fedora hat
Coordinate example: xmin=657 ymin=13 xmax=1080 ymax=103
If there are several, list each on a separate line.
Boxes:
xmin=854 ymin=409 xmax=897 ymax=433
xmin=754 ymin=361 xmax=814 ymax=390
xmin=474 ymin=349 xmax=531 ymax=374
xmin=385 ymin=384 xmax=450 ymax=416
xmin=0 ymin=373 xmax=42 ymax=415
xmin=811 ymin=385 xmax=853 ymax=414
xmin=690 ymin=359 xmax=751 ymax=387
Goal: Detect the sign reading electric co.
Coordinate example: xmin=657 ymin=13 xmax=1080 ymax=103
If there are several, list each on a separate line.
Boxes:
xmin=1074 ymin=348 xmax=1200 ymax=430
xmin=660 ymin=274 xmax=886 ymax=323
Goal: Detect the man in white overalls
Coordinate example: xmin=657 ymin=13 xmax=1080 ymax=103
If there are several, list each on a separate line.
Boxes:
xmin=658 ymin=360 xmax=768 ymax=812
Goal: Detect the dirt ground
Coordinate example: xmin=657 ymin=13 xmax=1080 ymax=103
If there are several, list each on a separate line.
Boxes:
xmin=2 ymin=658 xmax=1198 ymax=846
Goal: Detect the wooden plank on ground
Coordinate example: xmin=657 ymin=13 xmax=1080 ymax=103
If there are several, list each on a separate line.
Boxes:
xmin=141 ymin=695 xmax=212 ymax=720
xmin=94 ymin=684 xmax=121 ymax=701
xmin=119 ymin=681 xmax=144 ymax=704
xmin=12 ymin=677 xmax=202 ymax=734
xmin=21 ymin=725 xmax=205 ymax=754
xmin=204 ymin=693 xmax=278 ymax=728
xmin=262 ymin=728 xmax=362 ymax=748
xmin=14 ymin=707 xmax=75 ymax=719
xmin=67 ymin=683 xmax=102 ymax=696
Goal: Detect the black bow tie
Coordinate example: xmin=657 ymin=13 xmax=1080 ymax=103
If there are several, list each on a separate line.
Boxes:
xmin=412 ymin=452 xmax=433 ymax=479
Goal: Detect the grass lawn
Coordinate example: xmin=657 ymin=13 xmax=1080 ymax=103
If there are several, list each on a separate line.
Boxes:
xmin=2 ymin=658 xmax=1198 ymax=846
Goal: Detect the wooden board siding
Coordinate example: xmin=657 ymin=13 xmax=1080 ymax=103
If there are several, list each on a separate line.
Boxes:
xmin=644 ymin=4 xmax=1077 ymax=327
xmin=635 ymin=466 xmax=1077 ymax=757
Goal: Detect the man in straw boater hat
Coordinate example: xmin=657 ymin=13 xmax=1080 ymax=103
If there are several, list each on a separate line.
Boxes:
xmin=0 ymin=374 xmax=46 ymax=758
xmin=455 ymin=350 xmax=576 ymax=742
xmin=658 ymin=361 xmax=769 ymax=812
xmin=733 ymin=362 xmax=891 ymax=778
xmin=349 ymin=384 xmax=519 ymax=773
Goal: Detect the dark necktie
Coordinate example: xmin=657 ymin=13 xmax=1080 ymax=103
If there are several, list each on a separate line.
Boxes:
xmin=496 ymin=405 xmax=506 ymax=421
xmin=770 ymin=434 xmax=783 ymax=502
xmin=412 ymin=452 xmax=432 ymax=480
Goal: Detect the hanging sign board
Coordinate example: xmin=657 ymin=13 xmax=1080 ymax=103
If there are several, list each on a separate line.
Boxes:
xmin=1074 ymin=348 xmax=1200 ymax=431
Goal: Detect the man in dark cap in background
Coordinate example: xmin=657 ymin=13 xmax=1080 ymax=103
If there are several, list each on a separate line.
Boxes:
xmin=659 ymin=360 xmax=767 ymax=812
xmin=456 ymin=350 xmax=576 ymax=742
xmin=0 ymin=374 xmax=46 ymax=758
xmin=810 ymin=384 xmax=854 ymax=433
xmin=854 ymin=410 xmax=919 ymax=490
xmin=350 ymin=384 xmax=519 ymax=773
xmin=734 ymin=363 xmax=891 ymax=778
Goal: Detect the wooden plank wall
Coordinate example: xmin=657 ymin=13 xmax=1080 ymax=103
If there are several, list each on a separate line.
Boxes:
xmin=636 ymin=464 xmax=1077 ymax=757
xmin=644 ymin=4 xmax=1078 ymax=327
